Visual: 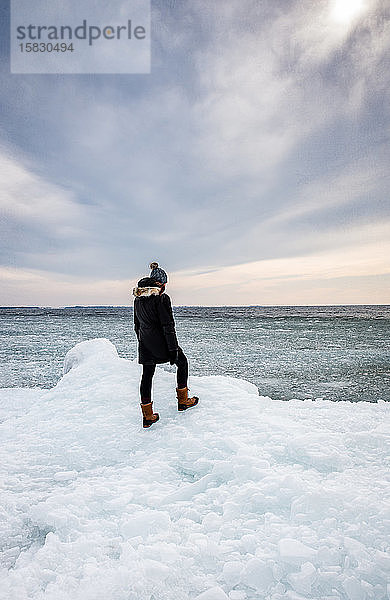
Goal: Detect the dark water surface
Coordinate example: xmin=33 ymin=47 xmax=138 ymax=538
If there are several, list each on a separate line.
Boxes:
xmin=0 ymin=305 xmax=389 ymax=402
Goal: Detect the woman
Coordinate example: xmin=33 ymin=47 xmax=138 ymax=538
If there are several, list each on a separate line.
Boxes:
xmin=133 ymin=275 xmax=199 ymax=428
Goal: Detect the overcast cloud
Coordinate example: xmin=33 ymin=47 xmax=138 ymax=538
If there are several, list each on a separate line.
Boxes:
xmin=0 ymin=0 xmax=389 ymax=305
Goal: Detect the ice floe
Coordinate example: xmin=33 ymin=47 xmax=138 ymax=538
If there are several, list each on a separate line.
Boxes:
xmin=1 ymin=338 xmax=389 ymax=599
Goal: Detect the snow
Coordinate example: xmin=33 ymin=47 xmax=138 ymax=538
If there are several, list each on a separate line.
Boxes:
xmin=1 ymin=338 xmax=389 ymax=600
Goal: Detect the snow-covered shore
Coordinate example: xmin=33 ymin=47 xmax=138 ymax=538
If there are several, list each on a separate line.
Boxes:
xmin=1 ymin=339 xmax=389 ymax=600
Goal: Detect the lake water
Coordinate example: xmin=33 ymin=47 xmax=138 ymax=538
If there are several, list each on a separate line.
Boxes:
xmin=0 ymin=305 xmax=389 ymax=402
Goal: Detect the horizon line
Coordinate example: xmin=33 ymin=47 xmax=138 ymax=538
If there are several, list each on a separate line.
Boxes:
xmin=0 ymin=303 xmax=389 ymax=309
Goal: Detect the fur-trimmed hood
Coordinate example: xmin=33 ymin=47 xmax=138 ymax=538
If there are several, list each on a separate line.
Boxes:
xmin=133 ymin=286 xmax=161 ymax=298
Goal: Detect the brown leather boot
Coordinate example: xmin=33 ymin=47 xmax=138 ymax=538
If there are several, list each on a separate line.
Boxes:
xmin=141 ymin=401 xmax=159 ymax=428
xmin=176 ymin=387 xmax=199 ymax=411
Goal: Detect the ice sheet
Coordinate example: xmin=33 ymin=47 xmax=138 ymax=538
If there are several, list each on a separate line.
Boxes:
xmin=1 ymin=339 xmax=389 ymax=599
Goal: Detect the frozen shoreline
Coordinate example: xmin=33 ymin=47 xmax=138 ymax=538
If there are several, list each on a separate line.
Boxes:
xmin=1 ymin=338 xmax=389 ymax=599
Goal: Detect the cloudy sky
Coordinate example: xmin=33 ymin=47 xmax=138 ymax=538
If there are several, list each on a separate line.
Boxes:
xmin=0 ymin=0 xmax=389 ymax=306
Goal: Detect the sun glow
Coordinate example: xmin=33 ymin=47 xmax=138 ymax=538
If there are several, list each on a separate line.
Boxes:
xmin=330 ymin=0 xmax=367 ymax=24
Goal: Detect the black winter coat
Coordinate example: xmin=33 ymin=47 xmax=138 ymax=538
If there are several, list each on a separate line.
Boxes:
xmin=134 ymin=293 xmax=178 ymax=365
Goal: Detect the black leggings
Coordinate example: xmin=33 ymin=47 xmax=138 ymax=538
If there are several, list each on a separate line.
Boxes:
xmin=140 ymin=347 xmax=188 ymax=402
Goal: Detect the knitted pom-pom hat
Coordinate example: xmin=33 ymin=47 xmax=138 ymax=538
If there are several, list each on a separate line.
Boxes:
xmin=149 ymin=262 xmax=168 ymax=285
